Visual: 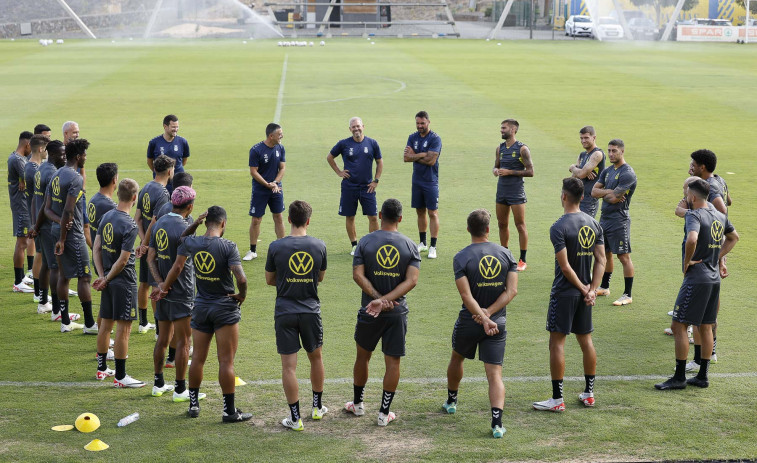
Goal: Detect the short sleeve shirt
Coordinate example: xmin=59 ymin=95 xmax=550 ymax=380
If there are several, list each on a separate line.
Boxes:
xmin=452 ymin=241 xmax=517 ymax=323
xmin=48 ymin=166 xmax=85 ymax=241
xmin=35 ymin=161 xmax=58 ymax=231
xmin=147 ymin=135 xmax=189 ymax=173
xmin=682 ymin=205 xmax=734 ymax=284
xmin=353 ymin=229 xmax=420 ymax=315
xmin=407 ymin=131 xmax=442 ymax=185
xmin=24 ymin=160 xmax=40 ymax=218
xmin=155 ymin=201 xmax=193 ymax=224
xmin=598 ymin=163 xmax=637 ymax=222
xmin=7 ymin=152 xmax=27 ymax=213
xmin=550 ymin=212 xmax=605 ymax=296
xmin=704 ymin=176 xmax=724 ymax=206
xmin=97 ymin=209 xmax=138 ymax=287
xmin=265 ymin=235 xmax=327 ymax=316
xmin=150 ymin=213 xmax=195 ymax=303
xmin=87 ymin=192 xmax=117 ymax=245
xmin=577 ymin=147 xmax=605 ymax=211
xmin=248 ymin=142 xmax=285 ymax=190
xmin=136 ymin=181 xmax=170 ymax=234
xmin=330 ymin=136 xmax=382 ymax=186
xmin=178 ymin=235 xmax=241 ymax=302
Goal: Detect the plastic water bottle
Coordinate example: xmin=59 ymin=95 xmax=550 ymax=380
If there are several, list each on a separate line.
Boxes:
xmin=117 ymin=413 xmax=140 ymax=427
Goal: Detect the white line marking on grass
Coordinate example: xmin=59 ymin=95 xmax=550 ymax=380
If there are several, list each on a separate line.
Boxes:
xmin=3 ymin=372 xmax=756 ymax=388
xmin=119 ymin=169 xmax=246 ymax=173
xmin=285 ymin=77 xmax=406 ymax=106
xmin=273 ymin=54 xmax=288 ymax=123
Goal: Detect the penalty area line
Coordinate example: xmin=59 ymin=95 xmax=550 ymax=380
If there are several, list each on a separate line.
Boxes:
xmin=273 ymin=54 xmax=288 ymax=123
xmin=2 ymin=372 xmax=757 ymax=388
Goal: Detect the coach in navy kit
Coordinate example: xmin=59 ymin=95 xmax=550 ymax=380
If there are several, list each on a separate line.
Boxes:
xmin=147 ymin=114 xmax=189 ymax=194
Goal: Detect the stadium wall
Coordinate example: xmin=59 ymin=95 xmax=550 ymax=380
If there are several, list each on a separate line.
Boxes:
xmin=0 ymin=11 xmax=151 ymax=39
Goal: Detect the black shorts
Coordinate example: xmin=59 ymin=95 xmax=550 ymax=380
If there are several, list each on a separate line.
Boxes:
xmin=275 ymin=313 xmax=323 ymax=355
xmin=673 ymin=283 xmax=719 ymax=326
xmin=100 ymin=283 xmax=138 ymax=321
xmin=496 ymin=182 xmax=527 ymax=206
xmin=546 ymin=294 xmax=593 ymax=335
xmin=191 ymin=299 xmax=241 ymax=334
xmin=57 ymin=236 xmax=91 ymax=280
xmin=156 ymin=299 xmax=193 ymax=322
xmin=12 ymin=208 xmax=30 ymax=237
xmin=354 ymin=310 xmax=407 ymax=357
xmin=451 ymin=316 xmax=507 ymax=365
xmin=139 ymin=255 xmax=149 ymax=284
xmin=601 ymin=219 xmax=631 ymax=255
xmin=579 ymin=201 xmax=598 ymax=219
xmin=40 ymin=228 xmax=58 ymax=270
xmin=34 ymin=235 xmax=42 ymax=251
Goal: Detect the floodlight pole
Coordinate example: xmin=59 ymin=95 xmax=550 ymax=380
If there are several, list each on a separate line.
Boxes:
xmin=660 ymin=0 xmax=685 ymax=41
xmin=54 ymin=0 xmax=96 ymax=39
xmin=529 ymin=0 xmax=534 ymax=39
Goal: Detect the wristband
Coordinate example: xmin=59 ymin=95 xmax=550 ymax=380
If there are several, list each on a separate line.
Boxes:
xmin=373 ymin=178 xmax=379 ymax=184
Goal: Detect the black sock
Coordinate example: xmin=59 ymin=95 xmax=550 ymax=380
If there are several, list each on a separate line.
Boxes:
xmin=697 ymin=359 xmax=710 ymax=380
xmin=351 ymin=240 xmax=357 ymax=247
xmin=693 ymin=345 xmax=701 ymax=364
xmin=27 ymin=256 xmax=34 ymax=272
xmin=379 ymin=390 xmax=394 ymax=415
xmin=82 ymin=300 xmax=94 ymax=328
xmin=139 ymin=308 xmax=147 ymax=326
xmin=430 ymin=237 xmax=437 ymax=248
xmin=97 ymin=353 xmax=107 ymax=371
xmin=33 ymin=279 xmax=40 ymax=297
xmin=674 ymin=359 xmax=686 ymax=381
xmin=601 ymin=272 xmax=612 ymax=289
xmin=154 ymin=372 xmax=164 ymax=388
xmin=447 ymin=389 xmax=458 ymax=405
xmin=115 ymin=358 xmax=126 ymax=380
xmin=519 ymin=250 xmax=527 ymax=262
xmin=353 ymin=384 xmax=365 ymax=404
xmin=313 ymin=391 xmax=322 ymax=409
xmin=223 ymin=393 xmax=235 ymax=415
xmin=41 ymin=287 xmax=48 ymax=305
xmin=250 ymin=244 xmax=257 ymax=253
xmin=14 ymin=267 xmax=24 ymax=285
xmin=175 ymin=379 xmax=186 ymax=394
xmin=712 ymin=337 xmax=717 ymax=355
xmin=289 ymin=400 xmax=301 ymax=421
xmin=584 ymin=375 xmax=595 ymax=394
xmin=155 ymin=322 xmax=159 ymax=335
xmin=624 ymin=277 xmax=633 ymax=297
xmin=167 ymin=347 xmax=176 ymax=363
xmin=491 ymin=407 xmax=503 ymax=428
xmin=59 ymin=299 xmax=70 ymax=325
xmin=551 ymin=379 xmax=563 ymax=400
xmin=51 ymin=291 xmax=60 ymax=315
xmin=189 ymin=388 xmax=200 ymax=408
xmin=419 ymin=232 xmax=427 ymax=245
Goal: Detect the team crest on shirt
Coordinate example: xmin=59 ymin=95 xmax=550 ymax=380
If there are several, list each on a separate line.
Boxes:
xmin=87 ymin=202 xmax=97 ymax=223
xmin=710 ymin=220 xmax=724 ymax=242
xmin=156 ymin=229 xmax=169 ymax=252
xmin=414 ymin=142 xmax=418 ymax=150
xmin=615 ymin=173 xmax=620 ymax=180
xmin=578 ymin=226 xmax=596 ymax=249
xmin=349 ymin=148 xmax=354 ymax=156
xmin=174 ymin=145 xmax=178 ymax=152
xmin=160 ymin=147 xmax=165 ymax=154
xmin=478 ymin=255 xmax=502 ymax=279
xmin=142 ymin=193 xmax=151 ymax=214
xmin=423 ymin=141 xmax=427 ymax=148
xmin=51 ymin=176 xmax=60 ymax=197
xmin=364 ymin=147 xmax=368 ymax=154
xmin=194 ymin=251 xmax=216 ymax=274
xmin=263 ymin=153 xmax=269 ymax=163
xmin=288 ymin=251 xmax=314 ymax=275
xmin=275 ymin=150 xmax=280 ymax=158
xmin=376 ymin=245 xmax=400 ymax=269
xmin=102 ymin=223 xmax=114 ymax=245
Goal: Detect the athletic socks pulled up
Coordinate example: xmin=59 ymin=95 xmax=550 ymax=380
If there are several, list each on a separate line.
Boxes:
xmin=33 ymin=279 xmax=40 ymax=298
xmin=14 ymin=267 xmax=24 ymax=285
xmin=419 ymin=232 xmax=427 ymax=246
xmin=519 ymin=250 xmax=527 ymax=263
xmin=353 ymin=384 xmax=365 ymax=405
xmin=189 ymin=388 xmax=200 ymax=408
xmin=601 ymin=272 xmax=612 ymax=290
xmin=697 ymin=359 xmax=710 ymax=381
xmin=115 ymin=358 xmax=126 ymax=381
xmin=693 ymin=345 xmax=702 ymax=365
xmin=82 ymin=301 xmax=94 ymax=328
xmin=96 ymin=353 xmax=107 ymax=372
xmin=40 ymin=287 xmax=48 ymax=305
xmin=138 ymin=308 xmax=147 ymax=326
xmin=167 ymin=347 xmax=177 ymax=363
xmin=552 ymin=379 xmax=564 ymax=400
xmin=59 ymin=299 xmax=70 ymax=325
xmin=27 ymin=255 xmax=34 ymax=272
xmin=289 ymin=400 xmax=301 ymax=421
xmin=674 ymin=359 xmax=687 ymax=381
xmin=175 ymin=379 xmax=187 ymax=394
xmin=51 ymin=291 xmax=60 ymax=315
xmin=350 ymin=240 xmax=357 ymax=248
xmin=250 ymin=244 xmax=257 ymax=253
xmin=379 ymin=390 xmax=395 ymax=415
xmin=313 ymin=391 xmax=323 ymax=410
xmin=491 ymin=407 xmax=503 ymax=429
xmin=624 ymin=277 xmax=634 ymax=297
xmin=223 ymin=393 xmax=235 ymax=415
xmin=154 ymin=372 xmax=164 ymax=388
xmin=447 ymin=389 xmax=458 ymax=405
xmin=584 ymin=375 xmax=595 ymax=394
xmin=430 ymin=237 xmax=437 ymax=248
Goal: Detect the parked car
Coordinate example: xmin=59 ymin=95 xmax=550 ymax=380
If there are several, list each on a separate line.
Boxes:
xmin=565 ymin=15 xmax=594 ymax=37
xmin=669 ymin=18 xmax=696 ymax=40
xmin=691 ymin=18 xmax=732 ymax=26
xmin=592 ymin=17 xmax=624 ymax=39
xmin=628 ymin=17 xmax=659 ymax=40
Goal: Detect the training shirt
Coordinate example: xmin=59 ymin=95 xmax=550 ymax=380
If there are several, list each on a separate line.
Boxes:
xmin=35 ymin=161 xmax=58 ymax=231
xmin=681 ymin=204 xmax=733 ymax=285
xmin=453 ymin=241 xmax=516 ymax=323
xmin=712 ymin=174 xmax=729 ymax=205
xmin=24 ymin=160 xmax=41 ymax=220
xmin=497 ymin=140 xmax=527 ymax=191
xmin=330 ymin=136 xmax=382 ymax=186
xmin=48 ymin=166 xmax=85 ymax=241
xmin=155 ymin=201 xmax=193 ymax=224
xmin=577 ymin=147 xmax=605 ymax=213
xmin=7 ymin=151 xmax=27 ymax=214
xmin=147 ymin=135 xmax=189 ymax=173
xmin=136 ymin=181 xmax=169 ymax=234
xmin=407 ymin=131 xmax=442 ymax=185
xmin=550 ymin=212 xmax=604 ymax=297
xmin=150 ymin=213 xmax=195 ymax=303
xmin=597 ymin=163 xmax=637 ymax=222
xmin=178 ymin=235 xmax=241 ymax=302
xmin=249 ymin=142 xmax=285 ymax=191
xmin=87 ymin=192 xmax=117 ymax=245
xmin=265 ymin=235 xmax=327 ymax=316
xmin=703 ymin=176 xmax=725 ymax=206
xmin=97 ymin=209 xmax=138 ymax=287
xmin=353 ymin=229 xmax=421 ymax=315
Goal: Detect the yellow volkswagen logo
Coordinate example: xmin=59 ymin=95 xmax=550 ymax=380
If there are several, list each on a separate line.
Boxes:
xmin=578 ymin=226 xmax=596 ymax=249
xmin=87 ymin=202 xmax=97 ymax=223
xmin=102 ymin=223 xmax=114 ymax=245
xmin=156 ymin=229 xmax=169 ymax=251
xmin=34 ymin=171 xmax=41 ymax=190
xmin=478 ymin=255 xmax=502 ymax=279
xmin=376 ymin=245 xmax=400 ymax=269
xmin=710 ymin=220 xmax=724 ymax=242
xmin=194 ymin=251 xmax=216 ymax=274
xmin=288 ymin=251 xmax=314 ymax=275
xmin=51 ymin=176 xmax=60 ymax=197
xmin=142 ymin=193 xmax=151 ymax=214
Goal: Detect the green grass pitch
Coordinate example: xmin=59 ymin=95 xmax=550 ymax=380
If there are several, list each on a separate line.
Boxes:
xmin=0 ymin=38 xmax=756 ymax=462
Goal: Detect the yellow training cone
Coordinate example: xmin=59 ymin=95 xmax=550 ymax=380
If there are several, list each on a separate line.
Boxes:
xmin=84 ymin=439 xmax=109 ymax=452
xmin=51 ymin=425 xmax=74 ymax=432
xmin=75 ymin=413 xmax=100 ymax=433
xmin=235 ymin=376 xmax=247 ymax=386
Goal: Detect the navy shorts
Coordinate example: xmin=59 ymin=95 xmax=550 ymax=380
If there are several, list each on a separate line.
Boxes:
xmin=156 ymin=299 xmax=193 ymax=322
xmin=451 ymin=316 xmax=506 ymax=365
xmin=411 ymin=182 xmax=439 ymax=210
xmin=673 ymin=283 xmax=719 ymax=326
xmin=339 ymin=183 xmax=377 ymax=217
xmin=249 ymin=184 xmax=285 ymax=218
xmin=496 ymin=182 xmax=527 ymax=206
xmin=100 ymin=283 xmax=138 ymax=321
xmin=546 ymin=294 xmax=593 ymax=335
xmin=275 ymin=313 xmax=323 ymax=355
xmin=354 ymin=310 xmax=407 ymax=357
xmin=191 ymin=298 xmax=241 ymax=333
xmin=601 ymin=219 xmax=631 ymax=255
xmin=57 ymin=236 xmax=91 ymax=280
